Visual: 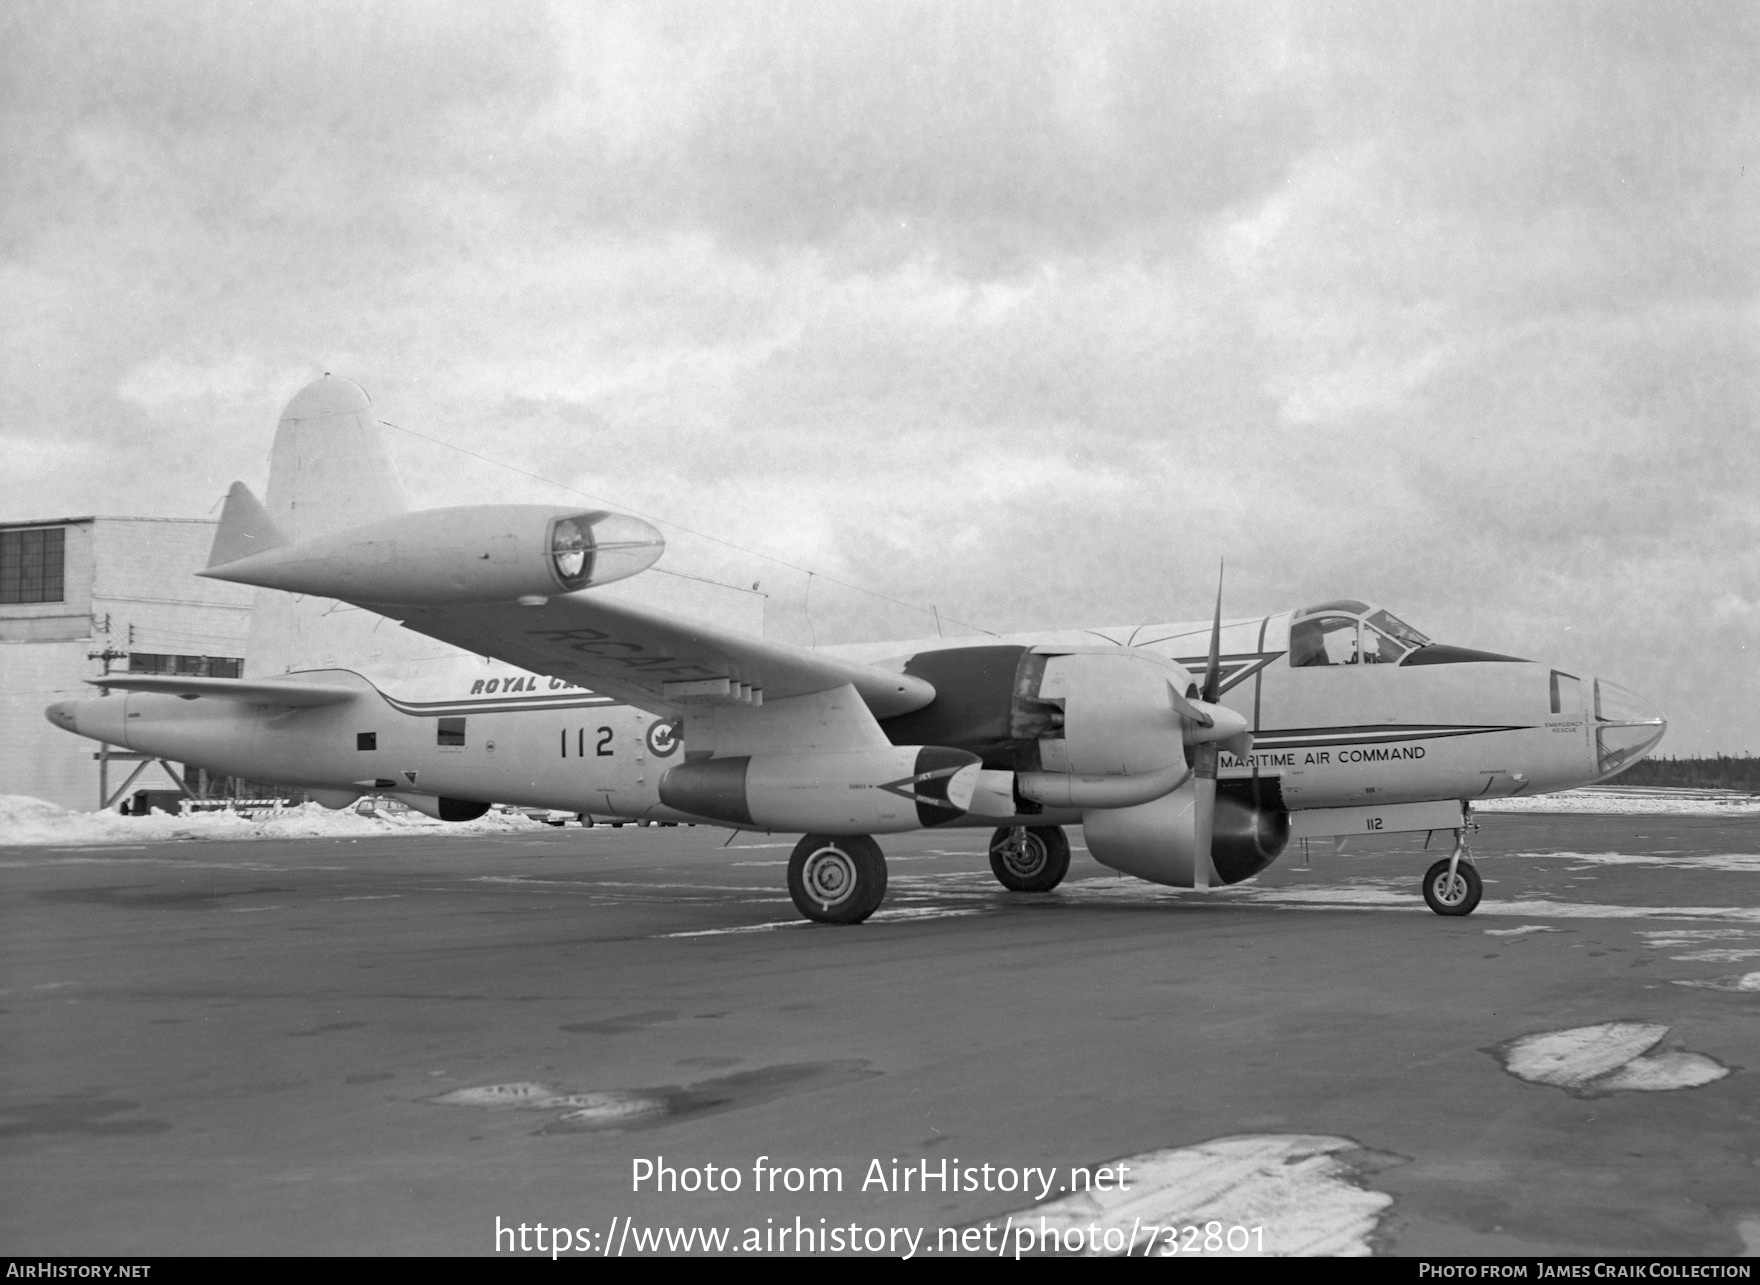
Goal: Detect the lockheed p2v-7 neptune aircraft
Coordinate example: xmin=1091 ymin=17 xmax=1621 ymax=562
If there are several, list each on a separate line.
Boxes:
xmin=45 ymin=377 xmax=1667 ymax=924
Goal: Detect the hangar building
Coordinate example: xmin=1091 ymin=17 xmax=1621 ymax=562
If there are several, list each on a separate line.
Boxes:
xmin=2 ymin=517 xmax=252 ymax=811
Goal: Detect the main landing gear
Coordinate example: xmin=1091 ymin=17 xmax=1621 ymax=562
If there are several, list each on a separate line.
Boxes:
xmin=788 ymin=834 xmax=888 ymax=924
xmin=1422 ymin=827 xmax=1482 ymax=916
xmin=987 ymin=825 xmax=1071 ymax=893
xmin=785 ymin=823 xmax=1075 ymax=924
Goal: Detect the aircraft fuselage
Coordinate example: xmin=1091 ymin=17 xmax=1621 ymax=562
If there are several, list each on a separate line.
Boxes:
xmin=46 ymin=604 xmax=1661 ymax=831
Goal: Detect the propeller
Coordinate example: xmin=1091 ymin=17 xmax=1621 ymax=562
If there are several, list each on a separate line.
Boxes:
xmin=1188 ymin=562 xmax=1252 ymax=890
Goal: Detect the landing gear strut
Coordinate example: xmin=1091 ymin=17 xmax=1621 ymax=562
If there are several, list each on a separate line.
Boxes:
xmin=988 ymin=825 xmax=1071 ymax=893
xmin=1422 ymin=828 xmax=1482 ymax=916
xmin=788 ymin=834 xmax=888 ymax=924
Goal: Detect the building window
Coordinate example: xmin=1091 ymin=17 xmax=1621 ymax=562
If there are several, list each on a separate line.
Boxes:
xmin=0 ymin=526 xmax=65 ymax=604
xmin=357 ymin=733 xmax=377 ymax=751
xmin=128 ymin=653 xmax=243 ymax=678
xmin=437 ymin=717 xmax=466 ymax=748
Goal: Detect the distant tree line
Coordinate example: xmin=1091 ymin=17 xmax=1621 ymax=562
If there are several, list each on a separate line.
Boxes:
xmin=1609 ymin=753 xmax=1760 ymax=793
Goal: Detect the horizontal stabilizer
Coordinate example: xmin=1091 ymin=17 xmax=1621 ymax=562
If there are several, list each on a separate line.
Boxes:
xmin=89 ymin=674 xmax=360 ymax=707
xmin=207 ymin=482 xmax=287 ymax=570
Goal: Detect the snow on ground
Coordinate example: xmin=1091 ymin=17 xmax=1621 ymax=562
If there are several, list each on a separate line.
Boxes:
xmin=3 ymin=784 xmax=1753 ymax=849
xmin=1477 ymin=787 xmax=1760 ymax=817
xmin=995 ymin=1134 xmax=1397 ymax=1256
xmin=0 ymin=795 xmax=549 ymax=846
xmin=1495 ymin=1023 xmax=1729 ymax=1095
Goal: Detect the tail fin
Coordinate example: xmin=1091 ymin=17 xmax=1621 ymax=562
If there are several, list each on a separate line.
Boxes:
xmin=246 ymin=376 xmax=451 ymax=678
xmin=264 ymin=375 xmax=409 ymax=539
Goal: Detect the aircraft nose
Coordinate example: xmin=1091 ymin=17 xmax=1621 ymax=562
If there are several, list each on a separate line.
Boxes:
xmin=44 ymin=700 xmax=79 ymax=733
xmin=1591 ymin=678 xmax=1667 ymax=780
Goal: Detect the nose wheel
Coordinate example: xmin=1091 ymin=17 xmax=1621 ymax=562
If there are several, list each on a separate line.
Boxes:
xmin=788 ymin=834 xmax=888 ymax=924
xmin=1422 ymin=829 xmax=1482 ymax=916
xmin=988 ymin=825 xmax=1071 ymax=892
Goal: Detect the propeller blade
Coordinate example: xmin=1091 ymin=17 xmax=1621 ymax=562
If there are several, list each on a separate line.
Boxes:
xmin=1192 ymin=742 xmax=1216 ymax=890
xmin=1193 ymin=561 xmax=1226 ymax=890
xmin=1201 ymin=559 xmax=1224 ymax=705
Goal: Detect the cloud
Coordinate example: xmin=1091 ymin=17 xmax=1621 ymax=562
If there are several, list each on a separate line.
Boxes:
xmin=1 ymin=1 xmax=1755 ymax=750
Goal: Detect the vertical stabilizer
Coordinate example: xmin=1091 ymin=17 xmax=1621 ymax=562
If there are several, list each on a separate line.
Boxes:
xmin=247 ymin=376 xmax=448 ymax=677
xmin=264 ymin=375 xmax=410 ymax=539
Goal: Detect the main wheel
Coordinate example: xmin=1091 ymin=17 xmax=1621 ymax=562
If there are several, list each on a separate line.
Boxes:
xmin=788 ymin=834 xmax=888 ymax=924
xmin=988 ymin=825 xmax=1071 ymax=892
xmin=1422 ymin=858 xmax=1483 ymax=916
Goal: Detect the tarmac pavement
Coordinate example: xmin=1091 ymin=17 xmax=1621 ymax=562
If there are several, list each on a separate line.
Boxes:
xmin=2 ymin=813 xmax=1756 ymax=1256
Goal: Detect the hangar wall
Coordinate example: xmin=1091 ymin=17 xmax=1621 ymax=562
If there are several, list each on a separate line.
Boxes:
xmin=2 ymin=516 xmax=254 ymax=811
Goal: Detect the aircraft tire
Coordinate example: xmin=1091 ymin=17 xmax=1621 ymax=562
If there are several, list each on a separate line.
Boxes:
xmin=1422 ymin=858 xmax=1483 ymax=916
xmin=788 ymin=834 xmax=887 ymax=924
xmin=988 ymin=825 xmax=1071 ymax=893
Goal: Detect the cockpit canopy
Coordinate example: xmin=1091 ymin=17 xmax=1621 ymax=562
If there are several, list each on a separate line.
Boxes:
xmin=1289 ymin=601 xmax=1434 ymax=668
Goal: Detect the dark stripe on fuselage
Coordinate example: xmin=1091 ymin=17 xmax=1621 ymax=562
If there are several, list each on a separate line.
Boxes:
xmin=1169 ymin=653 xmax=1279 ymax=696
xmin=379 ymin=693 xmax=621 ymax=717
xmin=1252 ymin=616 xmax=1270 ymax=733
xmin=1252 ymin=723 xmax=1530 ymax=749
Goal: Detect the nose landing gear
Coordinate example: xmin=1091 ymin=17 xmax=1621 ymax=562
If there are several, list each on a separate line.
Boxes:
xmin=1422 ymin=827 xmax=1482 ymax=916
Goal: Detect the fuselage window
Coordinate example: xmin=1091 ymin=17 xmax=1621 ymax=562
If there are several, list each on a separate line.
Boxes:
xmin=437 ymin=717 xmax=466 ymax=748
xmin=357 ymin=732 xmax=377 ymax=751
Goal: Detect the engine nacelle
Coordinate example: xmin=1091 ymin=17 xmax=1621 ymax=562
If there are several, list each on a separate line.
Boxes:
xmin=1082 ymin=779 xmax=1289 ymax=888
xmin=1036 ymin=650 xmax=1192 ymax=776
xmin=201 ymin=503 xmax=663 ymax=604
xmin=659 ymin=747 xmax=982 ymax=834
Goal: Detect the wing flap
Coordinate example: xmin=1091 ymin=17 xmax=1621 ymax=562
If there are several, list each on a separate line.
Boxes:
xmin=89 ymin=675 xmax=361 ymax=707
xmin=379 ymin=593 xmax=935 ymax=720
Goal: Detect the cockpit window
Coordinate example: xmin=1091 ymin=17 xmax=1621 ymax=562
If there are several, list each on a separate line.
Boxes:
xmin=1364 ymin=609 xmax=1431 ymax=651
xmin=1290 ymin=615 xmax=1361 ymax=667
xmin=1289 ymin=604 xmax=1433 ymax=667
xmin=1363 ymin=623 xmax=1407 ymax=664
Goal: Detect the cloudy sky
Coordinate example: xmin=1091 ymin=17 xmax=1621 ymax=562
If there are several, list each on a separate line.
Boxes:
xmin=3 ymin=1 xmax=1755 ymax=753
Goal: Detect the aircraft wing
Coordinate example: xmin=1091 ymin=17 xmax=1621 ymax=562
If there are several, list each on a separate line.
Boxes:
xmin=382 ymin=594 xmax=936 ymax=720
xmin=193 ymin=479 xmax=935 ymax=720
xmin=89 ymin=675 xmax=361 ymax=707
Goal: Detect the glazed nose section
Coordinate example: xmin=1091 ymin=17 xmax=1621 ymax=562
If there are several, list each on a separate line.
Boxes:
xmin=1591 ymin=678 xmax=1667 ymax=780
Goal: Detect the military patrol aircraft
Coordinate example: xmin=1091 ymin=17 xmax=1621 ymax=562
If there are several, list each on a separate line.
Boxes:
xmin=45 ymin=377 xmax=1667 ymax=924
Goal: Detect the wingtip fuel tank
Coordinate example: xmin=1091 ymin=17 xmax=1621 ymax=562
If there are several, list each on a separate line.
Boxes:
xmin=198 ymin=501 xmax=665 ymax=604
